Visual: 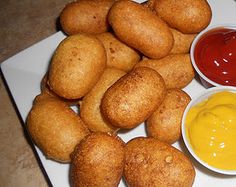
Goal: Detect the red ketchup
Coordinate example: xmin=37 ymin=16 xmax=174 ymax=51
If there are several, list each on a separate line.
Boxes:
xmin=194 ymin=27 xmax=236 ymax=86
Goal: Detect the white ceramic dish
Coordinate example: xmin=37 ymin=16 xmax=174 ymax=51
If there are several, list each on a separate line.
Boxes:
xmin=190 ymin=24 xmax=236 ymax=88
xmin=182 ymin=86 xmax=236 ymax=176
xmin=1 ymin=0 xmax=236 ymax=186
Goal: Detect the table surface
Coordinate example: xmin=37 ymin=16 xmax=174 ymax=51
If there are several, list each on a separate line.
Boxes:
xmin=0 ymin=1 xmax=70 ymax=186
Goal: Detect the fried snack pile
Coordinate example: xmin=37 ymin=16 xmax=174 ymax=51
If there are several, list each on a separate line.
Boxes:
xmin=26 ymin=0 xmax=212 ymax=186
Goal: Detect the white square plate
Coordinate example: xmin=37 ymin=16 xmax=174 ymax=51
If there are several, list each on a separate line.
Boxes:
xmin=1 ymin=0 xmax=236 ymax=186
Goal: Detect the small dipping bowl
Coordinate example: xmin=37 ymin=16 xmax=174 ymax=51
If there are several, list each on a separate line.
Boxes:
xmin=182 ymin=86 xmax=236 ymax=175
xmin=190 ymin=24 xmax=236 ymax=88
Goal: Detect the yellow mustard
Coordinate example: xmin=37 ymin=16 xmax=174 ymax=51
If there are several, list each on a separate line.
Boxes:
xmin=185 ymin=91 xmax=236 ymax=170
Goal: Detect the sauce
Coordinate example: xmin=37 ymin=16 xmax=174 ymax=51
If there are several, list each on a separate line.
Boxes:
xmin=194 ymin=28 xmax=236 ymax=86
xmin=185 ymin=91 xmax=236 ymax=170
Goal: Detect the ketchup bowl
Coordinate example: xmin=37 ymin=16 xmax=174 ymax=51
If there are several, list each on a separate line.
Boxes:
xmin=182 ymin=86 xmax=236 ymax=175
xmin=190 ymin=25 xmax=236 ymax=88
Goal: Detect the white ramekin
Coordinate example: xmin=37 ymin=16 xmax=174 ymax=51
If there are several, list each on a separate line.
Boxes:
xmin=182 ymin=86 xmax=236 ymax=175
